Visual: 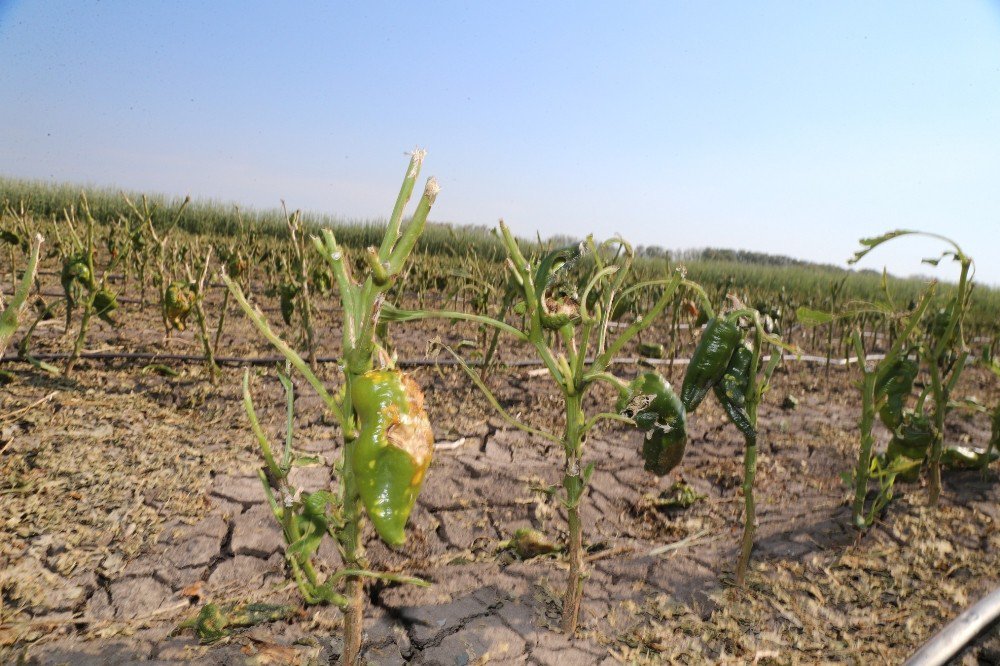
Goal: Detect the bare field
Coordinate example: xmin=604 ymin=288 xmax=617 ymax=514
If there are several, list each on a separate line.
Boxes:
xmin=3 ymin=270 xmax=1000 ymax=665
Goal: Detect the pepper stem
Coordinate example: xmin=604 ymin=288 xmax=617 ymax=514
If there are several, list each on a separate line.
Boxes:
xmin=560 ymin=394 xmax=586 ymax=635
xmin=735 ymin=435 xmax=758 ymax=586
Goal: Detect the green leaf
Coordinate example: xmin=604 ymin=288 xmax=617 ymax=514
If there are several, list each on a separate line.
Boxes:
xmin=795 ymin=307 xmax=834 ymax=328
xmin=848 ymin=229 xmax=916 ymax=265
xmin=290 ymin=455 xmax=323 ymax=467
xmin=286 ymin=530 xmax=324 ymax=558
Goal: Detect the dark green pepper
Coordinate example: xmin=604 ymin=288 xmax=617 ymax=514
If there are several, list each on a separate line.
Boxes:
xmin=884 ymin=412 xmax=935 ymax=482
xmin=93 ymin=289 xmax=119 ymax=326
xmin=637 ymin=342 xmax=665 ymax=359
xmin=278 ymin=282 xmax=299 ymax=326
xmin=617 ymin=372 xmax=687 ymax=475
xmin=610 ymin=292 xmax=636 ymax=322
xmin=713 ymin=342 xmax=756 ymax=444
xmin=351 ymin=370 xmax=434 ymax=546
xmin=927 ymin=299 xmax=956 ymax=341
xmin=874 ymin=357 xmax=917 ymax=430
xmin=681 ymin=317 xmax=741 ymax=412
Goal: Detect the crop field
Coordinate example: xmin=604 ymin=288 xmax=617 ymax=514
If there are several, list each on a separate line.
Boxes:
xmin=2 ymin=159 xmax=1000 ymax=665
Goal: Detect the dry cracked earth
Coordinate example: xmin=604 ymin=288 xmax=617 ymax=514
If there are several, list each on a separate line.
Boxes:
xmin=3 ymin=283 xmax=1000 ymax=664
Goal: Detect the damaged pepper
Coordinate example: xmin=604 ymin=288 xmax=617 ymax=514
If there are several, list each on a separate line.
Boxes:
xmin=164 ymin=280 xmax=195 ymax=331
xmin=534 ymin=245 xmax=584 ymax=330
xmin=884 ymin=411 xmax=935 ymax=482
xmin=351 ymin=370 xmax=434 ymax=546
xmin=681 ymin=316 xmax=741 ymax=412
xmin=713 ymin=341 xmax=756 ymax=443
xmin=617 ymin=372 xmax=687 ymax=475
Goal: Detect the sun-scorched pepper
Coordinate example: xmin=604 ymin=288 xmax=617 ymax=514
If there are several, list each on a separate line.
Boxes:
xmin=165 ymin=280 xmax=195 ymax=331
xmin=713 ymin=342 xmax=756 ymax=443
xmin=681 ymin=317 xmax=741 ymax=412
xmin=617 ymin=372 xmax=687 ymax=475
xmin=533 ymin=245 xmax=583 ymax=330
xmin=351 ymin=370 xmax=434 ymax=546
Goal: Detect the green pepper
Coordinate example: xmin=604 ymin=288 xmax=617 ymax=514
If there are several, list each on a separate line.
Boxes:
xmin=713 ymin=342 xmax=756 ymax=443
xmin=164 ymin=280 xmax=195 ymax=331
xmin=0 ymin=229 xmax=24 ymax=250
xmin=681 ymin=317 xmax=741 ymax=412
xmin=60 ymin=253 xmax=94 ymax=307
xmin=884 ymin=412 xmax=935 ymax=482
xmin=874 ymin=357 xmax=917 ymax=430
xmin=351 ymin=370 xmax=434 ymax=546
xmin=928 ymin=299 xmax=956 ymax=341
xmin=181 ymin=602 xmax=294 ymax=644
xmin=226 ymin=250 xmax=248 ymax=282
xmin=534 ymin=245 xmax=583 ymax=330
xmin=637 ymin=342 xmax=665 ymax=359
xmin=941 ymin=445 xmax=1000 ymax=469
xmin=617 ymin=372 xmax=687 ymax=475
xmin=610 ymin=292 xmax=635 ymax=322
xmin=93 ymin=289 xmax=119 ymax=326
xmin=278 ymin=282 xmax=299 ymax=326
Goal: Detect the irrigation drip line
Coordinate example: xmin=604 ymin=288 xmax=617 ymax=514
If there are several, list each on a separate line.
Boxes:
xmin=0 ymin=350 xmax=886 ymax=369
xmin=5 ymin=291 xmax=996 ymax=347
xmin=904 ymin=586 xmax=1000 ymax=666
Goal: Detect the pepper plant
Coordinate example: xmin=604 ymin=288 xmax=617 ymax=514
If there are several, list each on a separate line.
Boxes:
xmin=58 ymin=195 xmax=135 ymax=375
xmin=849 ymin=230 xmax=974 ymax=506
xmin=125 ymin=193 xmax=190 ymax=336
xmin=275 ymin=205 xmax=319 ymax=364
xmin=385 ymin=225 xmax=695 ymax=634
xmin=182 ymin=244 xmax=221 ymax=381
xmin=0 ymin=232 xmax=43 ymax=357
xmin=799 ymin=283 xmax=937 ymax=528
xmin=223 ymin=151 xmax=438 ymax=665
xmin=679 ymin=299 xmax=792 ymax=585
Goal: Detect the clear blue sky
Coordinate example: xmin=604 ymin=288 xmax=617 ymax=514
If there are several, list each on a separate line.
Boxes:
xmin=2 ymin=1 xmax=999 ymax=285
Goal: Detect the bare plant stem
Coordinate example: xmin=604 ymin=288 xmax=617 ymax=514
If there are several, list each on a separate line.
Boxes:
xmin=561 ymin=498 xmax=584 ymax=634
xmin=340 ymin=447 xmax=365 ymax=665
xmin=735 ymin=437 xmax=758 ymax=586
xmin=736 ymin=325 xmax=762 ymax=586
xmin=212 ymin=289 xmax=230 ymax=357
xmin=192 ymin=300 xmax=219 ymax=382
xmin=927 ymin=361 xmax=944 ymax=506
xmin=560 ymin=394 xmax=585 ymax=635
xmin=65 ymin=295 xmax=94 ymax=376
xmin=851 ymin=332 xmax=877 ymax=527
